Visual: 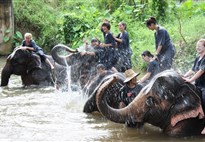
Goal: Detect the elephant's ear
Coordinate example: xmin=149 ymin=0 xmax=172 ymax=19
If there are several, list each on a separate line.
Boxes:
xmin=170 ymin=83 xmax=204 ymax=127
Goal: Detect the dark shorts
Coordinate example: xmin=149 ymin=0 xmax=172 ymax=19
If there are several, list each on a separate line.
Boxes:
xmin=37 ymin=49 xmax=46 ymax=61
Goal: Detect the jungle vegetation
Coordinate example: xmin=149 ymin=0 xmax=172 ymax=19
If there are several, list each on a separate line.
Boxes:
xmin=13 ymin=0 xmax=205 ymax=72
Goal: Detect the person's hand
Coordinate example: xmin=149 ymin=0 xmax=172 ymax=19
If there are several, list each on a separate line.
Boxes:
xmin=80 ymin=51 xmax=86 ymax=56
xmin=112 ymin=34 xmax=116 ymax=39
xmin=100 ymin=43 xmax=105 ymax=47
xmin=153 ymin=55 xmax=157 ymax=60
xmin=182 ymin=77 xmax=191 ymax=83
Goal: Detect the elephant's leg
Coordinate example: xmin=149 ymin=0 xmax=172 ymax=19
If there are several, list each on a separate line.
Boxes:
xmin=1 ymin=63 xmax=12 ymax=86
xmin=31 ymin=69 xmax=53 ymax=86
xmin=21 ymin=74 xmax=35 ymax=86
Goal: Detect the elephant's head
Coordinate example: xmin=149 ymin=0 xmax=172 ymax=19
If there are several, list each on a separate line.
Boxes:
xmin=96 ymin=70 xmax=205 ymax=136
xmin=51 ymin=44 xmax=79 ymax=66
xmin=8 ymin=48 xmax=41 ymax=74
xmin=51 ymin=44 xmax=98 ymax=88
xmin=83 ymin=72 xmax=125 ymax=113
xmin=1 ymin=48 xmax=42 ymax=86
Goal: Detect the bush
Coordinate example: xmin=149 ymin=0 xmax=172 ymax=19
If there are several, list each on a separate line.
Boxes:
xmin=63 ymin=14 xmax=91 ymax=47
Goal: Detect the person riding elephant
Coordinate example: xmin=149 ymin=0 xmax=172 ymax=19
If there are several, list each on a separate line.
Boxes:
xmin=1 ymin=47 xmax=67 ymax=87
xmin=21 ymin=33 xmax=54 ymax=70
xmin=182 ymin=39 xmax=205 ymax=134
xmin=118 ymin=69 xmax=143 ymax=108
xmin=96 ymin=70 xmax=205 ymax=136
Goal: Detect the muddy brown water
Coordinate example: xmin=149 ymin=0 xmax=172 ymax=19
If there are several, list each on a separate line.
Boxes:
xmin=0 ymin=57 xmax=204 ymax=141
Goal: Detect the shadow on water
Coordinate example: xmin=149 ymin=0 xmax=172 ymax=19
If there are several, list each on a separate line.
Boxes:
xmin=0 ymin=57 xmax=205 ymax=141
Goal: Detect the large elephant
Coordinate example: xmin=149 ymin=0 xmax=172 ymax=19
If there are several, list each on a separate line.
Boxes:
xmin=51 ymin=44 xmax=127 ymax=89
xmin=83 ymin=72 xmax=125 ymax=113
xmin=51 ymin=44 xmax=97 ymax=89
xmin=1 ymin=47 xmax=67 ymax=87
xmin=96 ymin=70 xmax=205 ymax=136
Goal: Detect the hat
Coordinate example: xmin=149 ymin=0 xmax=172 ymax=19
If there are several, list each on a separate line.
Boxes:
xmin=124 ymin=69 xmax=140 ymax=83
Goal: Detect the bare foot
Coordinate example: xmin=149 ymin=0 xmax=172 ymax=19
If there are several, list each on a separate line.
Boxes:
xmin=201 ymin=127 xmax=205 ymax=134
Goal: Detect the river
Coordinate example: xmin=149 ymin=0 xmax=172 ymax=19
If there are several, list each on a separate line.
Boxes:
xmin=0 ymin=57 xmax=204 ymax=141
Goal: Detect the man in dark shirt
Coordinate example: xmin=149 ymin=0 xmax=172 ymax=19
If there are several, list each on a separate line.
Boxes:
xmin=119 ymin=69 xmax=143 ymax=107
xmin=100 ymin=23 xmax=118 ymax=72
xmin=118 ymin=69 xmax=143 ymax=127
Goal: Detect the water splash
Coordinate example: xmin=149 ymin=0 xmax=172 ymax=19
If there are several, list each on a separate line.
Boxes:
xmin=65 ymin=59 xmax=72 ymax=92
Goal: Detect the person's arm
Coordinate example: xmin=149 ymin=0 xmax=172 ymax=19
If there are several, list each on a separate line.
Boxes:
xmin=183 ymin=70 xmax=204 ymax=83
xmin=183 ymin=57 xmax=198 ymax=78
xmin=183 ymin=69 xmax=195 ymax=78
xmin=139 ymin=61 xmax=154 ymax=83
xmin=156 ymin=28 xmax=167 ymax=55
xmin=184 ymin=57 xmax=205 ymax=82
xmin=25 ymin=47 xmax=35 ymax=51
xmin=20 ymin=46 xmax=35 ymax=51
xmin=100 ymin=33 xmax=116 ymax=47
xmin=139 ymin=72 xmax=151 ymax=83
xmin=113 ymin=34 xmax=123 ymax=43
xmin=156 ymin=45 xmax=163 ymax=55
xmin=100 ymin=43 xmax=112 ymax=47
xmin=81 ymin=51 xmax=96 ymax=56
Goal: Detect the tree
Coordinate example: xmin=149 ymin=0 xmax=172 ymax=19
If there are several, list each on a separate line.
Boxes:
xmin=0 ymin=0 xmax=14 ymax=55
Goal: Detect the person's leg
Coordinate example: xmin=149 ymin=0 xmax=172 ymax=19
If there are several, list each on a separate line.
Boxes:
xmin=45 ymin=58 xmax=54 ymax=69
xmin=38 ymin=49 xmax=55 ymax=69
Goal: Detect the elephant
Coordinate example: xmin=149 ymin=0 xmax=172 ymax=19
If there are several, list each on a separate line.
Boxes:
xmin=51 ymin=44 xmax=128 ymax=90
xmin=1 ymin=47 xmax=68 ymax=87
xmin=51 ymin=44 xmax=97 ymax=89
xmin=96 ymin=70 xmax=205 ymax=136
xmin=83 ymin=72 xmax=125 ymax=113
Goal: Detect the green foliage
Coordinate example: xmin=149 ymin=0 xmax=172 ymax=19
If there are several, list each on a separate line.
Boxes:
xmin=13 ymin=0 xmax=205 ymax=72
xmin=13 ymin=0 xmax=64 ymax=51
xmin=3 ymin=29 xmax=11 ymax=43
xmin=63 ymin=14 xmax=91 ymax=47
xmin=2 ymin=27 xmax=23 ymax=48
xmin=13 ymin=31 xmax=23 ymax=47
xmin=151 ymin=0 xmax=168 ymax=21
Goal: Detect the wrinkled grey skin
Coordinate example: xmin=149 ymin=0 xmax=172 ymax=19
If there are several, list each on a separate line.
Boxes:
xmin=96 ymin=70 xmax=205 ymax=136
xmin=83 ymin=72 xmax=125 ymax=113
xmin=1 ymin=48 xmax=67 ymax=87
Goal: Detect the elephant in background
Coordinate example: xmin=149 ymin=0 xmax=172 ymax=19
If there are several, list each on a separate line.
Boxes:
xmin=51 ymin=44 xmax=97 ymax=89
xmin=96 ymin=70 xmax=205 ymax=136
xmin=1 ymin=47 xmax=67 ymax=87
xmin=51 ymin=44 xmax=128 ymax=90
xmin=83 ymin=72 xmax=125 ymax=113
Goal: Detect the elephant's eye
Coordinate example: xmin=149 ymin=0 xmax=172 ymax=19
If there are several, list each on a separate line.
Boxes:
xmin=146 ymin=96 xmax=155 ymax=107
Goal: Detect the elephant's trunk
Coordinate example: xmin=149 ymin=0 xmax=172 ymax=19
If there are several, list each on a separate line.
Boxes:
xmin=51 ymin=44 xmax=78 ymax=66
xmin=96 ymin=76 xmax=135 ymax=124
